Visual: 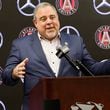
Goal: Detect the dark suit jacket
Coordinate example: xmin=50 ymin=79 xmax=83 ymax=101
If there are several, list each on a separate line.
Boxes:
xmin=2 ymin=32 xmax=110 ymax=110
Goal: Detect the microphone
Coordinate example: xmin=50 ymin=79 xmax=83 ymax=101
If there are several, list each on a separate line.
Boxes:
xmin=56 ymin=42 xmax=80 ymax=71
xmin=56 ymin=42 xmax=94 ymax=76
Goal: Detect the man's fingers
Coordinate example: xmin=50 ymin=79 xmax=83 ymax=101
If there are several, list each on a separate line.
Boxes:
xmin=12 ymin=58 xmax=29 ymax=79
xmin=17 ymin=58 xmax=29 ymax=73
xmin=18 ymin=71 xmax=25 ymax=75
xmin=19 ymin=58 xmax=29 ymax=67
xmin=18 ymin=74 xmax=25 ymax=78
xmin=18 ymin=66 xmax=26 ymax=72
xmin=22 ymin=58 xmax=29 ymax=65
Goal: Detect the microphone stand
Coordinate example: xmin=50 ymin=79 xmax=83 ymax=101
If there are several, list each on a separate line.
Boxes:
xmin=56 ymin=43 xmax=94 ymax=76
xmin=75 ymin=60 xmax=94 ymax=76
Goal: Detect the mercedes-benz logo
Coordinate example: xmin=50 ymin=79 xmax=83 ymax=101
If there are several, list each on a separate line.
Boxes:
xmin=0 ymin=32 xmax=3 ymax=48
xmin=60 ymin=26 xmax=80 ymax=36
xmin=93 ymin=0 xmax=110 ymax=15
xmin=0 ymin=100 xmax=6 ymax=110
xmin=0 ymin=0 xmax=2 ymax=11
xmin=0 ymin=66 xmax=3 ymax=85
xmin=17 ymin=0 xmax=40 ymax=16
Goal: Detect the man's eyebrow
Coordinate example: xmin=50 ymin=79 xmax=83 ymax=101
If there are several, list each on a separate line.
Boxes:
xmin=38 ymin=14 xmax=56 ymax=20
xmin=39 ymin=16 xmax=47 ymax=21
xmin=39 ymin=16 xmax=45 ymax=19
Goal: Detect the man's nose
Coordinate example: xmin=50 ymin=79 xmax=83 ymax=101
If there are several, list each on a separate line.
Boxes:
xmin=46 ymin=18 xmax=52 ymax=24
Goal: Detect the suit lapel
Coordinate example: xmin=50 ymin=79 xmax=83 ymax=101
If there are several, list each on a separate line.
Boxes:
xmin=58 ymin=33 xmax=70 ymax=76
xmin=30 ymin=32 xmax=70 ymax=76
xmin=30 ymin=32 xmax=54 ymax=74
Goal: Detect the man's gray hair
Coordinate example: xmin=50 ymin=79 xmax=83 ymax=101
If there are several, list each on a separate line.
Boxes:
xmin=33 ymin=2 xmax=58 ymax=20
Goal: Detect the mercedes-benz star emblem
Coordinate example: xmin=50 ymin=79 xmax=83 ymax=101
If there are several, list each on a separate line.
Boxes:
xmin=0 ymin=100 xmax=6 ymax=110
xmin=93 ymin=0 xmax=110 ymax=15
xmin=0 ymin=0 xmax=2 ymax=11
xmin=60 ymin=26 xmax=80 ymax=36
xmin=0 ymin=32 xmax=3 ymax=48
xmin=17 ymin=0 xmax=40 ymax=16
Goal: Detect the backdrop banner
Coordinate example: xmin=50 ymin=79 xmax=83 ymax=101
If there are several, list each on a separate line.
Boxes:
xmin=0 ymin=0 xmax=110 ymax=110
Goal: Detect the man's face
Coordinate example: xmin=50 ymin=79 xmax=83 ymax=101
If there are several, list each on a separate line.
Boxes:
xmin=33 ymin=6 xmax=60 ymax=41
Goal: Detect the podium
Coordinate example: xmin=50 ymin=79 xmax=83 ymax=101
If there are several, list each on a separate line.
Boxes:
xmin=29 ymin=76 xmax=110 ymax=110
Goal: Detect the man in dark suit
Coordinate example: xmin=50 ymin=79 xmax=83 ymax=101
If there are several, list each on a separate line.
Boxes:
xmin=2 ymin=2 xmax=110 ymax=110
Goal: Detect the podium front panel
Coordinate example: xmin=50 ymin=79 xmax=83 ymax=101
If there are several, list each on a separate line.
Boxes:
xmin=29 ymin=76 xmax=110 ymax=110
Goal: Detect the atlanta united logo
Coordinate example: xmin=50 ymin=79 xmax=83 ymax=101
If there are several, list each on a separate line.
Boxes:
xmin=18 ymin=27 xmax=36 ymax=38
xmin=70 ymin=101 xmax=104 ymax=110
xmin=56 ymin=0 xmax=79 ymax=16
xmin=95 ymin=25 xmax=110 ymax=49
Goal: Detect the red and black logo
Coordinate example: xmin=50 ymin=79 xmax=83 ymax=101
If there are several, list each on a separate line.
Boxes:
xmin=56 ymin=0 xmax=79 ymax=16
xmin=95 ymin=25 xmax=110 ymax=49
xmin=18 ymin=27 xmax=36 ymax=38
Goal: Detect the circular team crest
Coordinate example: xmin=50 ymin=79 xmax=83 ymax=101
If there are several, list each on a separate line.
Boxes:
xmin=56 ymin=0 xmax=79 ymax=16
xmin=95 ymin=25 xmax=110 ymax=49
xmin=18 ymin=27 xmax=36 ymax=38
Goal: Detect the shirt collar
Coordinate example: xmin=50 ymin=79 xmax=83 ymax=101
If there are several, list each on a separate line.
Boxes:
xmin=37 ymin=32 xmax=60 ymax=42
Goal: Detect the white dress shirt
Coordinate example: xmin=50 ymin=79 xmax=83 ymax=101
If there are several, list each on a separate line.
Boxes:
xmin=38 ymin=33 xmax=61 ymax=77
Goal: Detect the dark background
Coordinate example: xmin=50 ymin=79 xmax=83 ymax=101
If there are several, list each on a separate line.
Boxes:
xmin=0 ymin=0 xmax=110 ymax=110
